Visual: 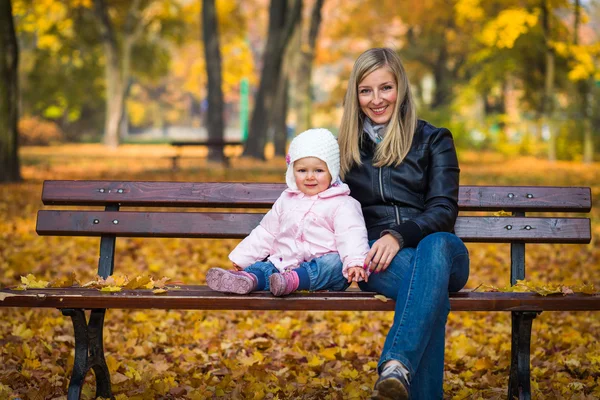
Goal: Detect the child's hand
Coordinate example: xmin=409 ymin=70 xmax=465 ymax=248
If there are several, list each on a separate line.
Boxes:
xmin=347 ymin=266 xmax=368 ymax=283
xmin=232 ymin=262 xmax=242 ymax=271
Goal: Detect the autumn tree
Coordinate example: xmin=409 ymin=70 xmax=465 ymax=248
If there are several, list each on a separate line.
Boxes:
xmin=294 ymin=0 xmax=325 ymax=134
xmin=243 ymin=0 xmax=302 ymax=160
xmin=0 ymin=0 xmax=21 ymax=182
xmin=92 ymin=0 xmax=185 ymax=148
xmin=202 ymin=0 xmax=225 ymax=162
xmin=272 ymin=0 xmax=325 ymax=157
xmin=272 ymin=64 xmax=291 ymax=156
xmin=569 ymin=0 xmax=598 ymax=163
xmin=541 ymin=0 xmax=558 ymax=161
xmin=125 ymin=1 xmax=253 ymax=139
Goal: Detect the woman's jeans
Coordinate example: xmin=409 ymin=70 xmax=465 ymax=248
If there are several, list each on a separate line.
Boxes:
xmin=358 ymin=232 xmax=470 ymax=400
xmin=245 ymin=253 xmax=348 ymax=291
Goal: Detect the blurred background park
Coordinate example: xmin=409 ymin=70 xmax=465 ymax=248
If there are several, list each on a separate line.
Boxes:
xmin=1 ymin=0 xmax=600 ymax=399
xmin=1 ymin=0 xmax=600 ymax=171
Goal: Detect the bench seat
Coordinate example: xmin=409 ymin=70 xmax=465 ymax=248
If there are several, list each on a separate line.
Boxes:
xmin=1 ymin=287 xmax=599 ymax=312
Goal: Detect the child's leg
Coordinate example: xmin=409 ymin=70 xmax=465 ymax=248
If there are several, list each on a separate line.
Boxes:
xmin=299 ymin=253 xmax=350 ymax=291
xmin=206 ymin=261 xmax=277 ymax=294
xmin=270 ymin=253 xmax=349 ymax=296
xmin=244 ymin=261 xmax=279 ymax=290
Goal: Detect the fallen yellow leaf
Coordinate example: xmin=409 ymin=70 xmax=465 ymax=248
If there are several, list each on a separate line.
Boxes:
xmin=100 ymin=286 xmax=122 ymax=293
xmin=374 ymin=294 xmax=389 ymax=302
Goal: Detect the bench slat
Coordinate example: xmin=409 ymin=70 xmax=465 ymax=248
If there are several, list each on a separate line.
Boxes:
xmin=41 ymin=181 xmax=592 ymax=212
xmin=1 ymin=287 xmax=598 ymax=311
xmin=36 ymin=211 xmax=591 ymax=243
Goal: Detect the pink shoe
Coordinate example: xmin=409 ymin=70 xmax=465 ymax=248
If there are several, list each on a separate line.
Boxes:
xmin=269 ymin=270 xmax=300 ymax=297
xmin=206 ymin=268 xmax=257 ymax=294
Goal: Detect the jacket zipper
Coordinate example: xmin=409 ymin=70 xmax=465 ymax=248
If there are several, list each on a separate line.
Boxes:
xmin=380 ymin=168 xmax=401 ymax=225
xmin=379 ymin=168 xmax=401 ymax=225
xmin=378 ymin=168 xmax=386 ymax=202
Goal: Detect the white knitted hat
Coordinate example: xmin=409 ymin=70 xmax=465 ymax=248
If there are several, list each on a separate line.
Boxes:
xmin=285 ymin=128 xmax=340 ymax=190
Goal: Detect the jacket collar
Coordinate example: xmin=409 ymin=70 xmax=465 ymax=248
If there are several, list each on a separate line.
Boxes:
xmin=285 ymin=182 xmax=351 ymax=199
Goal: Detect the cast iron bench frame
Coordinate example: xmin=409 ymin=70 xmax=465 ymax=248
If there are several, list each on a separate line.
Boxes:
xmin=0 ymin=180 xmax=597 ymax=400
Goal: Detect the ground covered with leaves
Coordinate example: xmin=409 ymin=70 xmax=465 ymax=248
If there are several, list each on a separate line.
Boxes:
xmin=1 ymin=145 xmax=599 ymax=399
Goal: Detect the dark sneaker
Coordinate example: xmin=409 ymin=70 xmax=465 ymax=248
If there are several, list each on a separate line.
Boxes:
xmin=371 ymin=362 xmax=410 ymax=400
xmin=206 ymin=268 xmax=257 ymax=294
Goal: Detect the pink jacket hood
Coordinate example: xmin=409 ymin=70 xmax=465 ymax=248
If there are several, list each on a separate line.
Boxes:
xmin=229 ymin=183 xmax=370 ymax=277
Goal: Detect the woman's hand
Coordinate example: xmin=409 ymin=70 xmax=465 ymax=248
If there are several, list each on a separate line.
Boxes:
xmin=232 ymin=262 xmax=242 ymax=271
xmin=347 ymin=266 xmax=368 ymax=283
xmin=364 ymin=234 xmax=401 ymax=274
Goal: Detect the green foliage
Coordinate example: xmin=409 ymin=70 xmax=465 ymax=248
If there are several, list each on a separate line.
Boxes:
xmin=556 ymin=120 xmax=584 ymax=162
xmin=15 ymin=1 xmax=105 ymax=140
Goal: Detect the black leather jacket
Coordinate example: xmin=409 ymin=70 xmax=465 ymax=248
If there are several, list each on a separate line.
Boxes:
xmin=344 ymin=120 xmax=460 ymax=247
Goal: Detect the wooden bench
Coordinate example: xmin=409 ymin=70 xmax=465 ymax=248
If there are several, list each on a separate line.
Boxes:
xmin=170 ymin=140 xmax=243 ymax=169
xmin=0 ymin=181 xmax=597 ymax=400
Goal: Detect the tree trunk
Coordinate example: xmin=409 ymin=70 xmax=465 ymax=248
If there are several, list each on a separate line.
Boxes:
xmin=0 ymin=0 xmax=21 ymax=182
xmin=272 ymin=74 xmax=289 ymax=156
xmin=243 ymin=0 xmax=302 ymax=160
xmin=94 ymin=0 xmax=123 ymax=149
xmin=295 ymin=0 xmax=324 ymax=134
xmin=574 ymin=0 xmax=594 ymax=163
xmin=431 ymin=43 xmax=451 ymax=110
xmin=541 ymin=0 xmax=556 ymax=161
xmin=202 ymin=0 xmax=225 ymax=163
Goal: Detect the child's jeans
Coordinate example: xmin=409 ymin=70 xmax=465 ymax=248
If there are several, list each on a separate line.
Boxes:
xmin=244 ymin=253 xmax=350 ymax=292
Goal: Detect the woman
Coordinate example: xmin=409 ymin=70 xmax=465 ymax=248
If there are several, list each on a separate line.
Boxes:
xmin=338 ymin=48 xmax=470 ymax=399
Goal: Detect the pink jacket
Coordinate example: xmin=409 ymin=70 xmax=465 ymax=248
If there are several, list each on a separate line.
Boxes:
xmin=229 ymin=183 xmax=370 ymax=278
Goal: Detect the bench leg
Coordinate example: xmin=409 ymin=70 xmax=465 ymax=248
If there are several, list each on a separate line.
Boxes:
xmin=62 ymin=308 xmax=112 ymax=400
xmin=171 ymin=156 xmax=180 ymax=171
xmin=508 ymin=311 xmax=539 ymax=400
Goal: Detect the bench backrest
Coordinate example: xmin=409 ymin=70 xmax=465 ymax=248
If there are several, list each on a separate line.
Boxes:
xmin=37 ymin=181 xmax=592 ymax=283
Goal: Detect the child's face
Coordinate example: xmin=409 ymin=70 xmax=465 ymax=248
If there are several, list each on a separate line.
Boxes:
xmin=293 ymin=157 xmax=332 ymax=196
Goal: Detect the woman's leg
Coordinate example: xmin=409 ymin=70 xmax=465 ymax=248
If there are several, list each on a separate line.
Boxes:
xmin=408 ymin=300 xmax=448 ymax=399
xmin=358 ymin=232 xmax=469 ymax=399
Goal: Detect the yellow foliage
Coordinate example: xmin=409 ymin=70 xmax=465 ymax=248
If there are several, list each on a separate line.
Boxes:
xmin=307 ymin=355 xmax=324 ymax=367
xmin=455 ymin=0 xmax=484 ymax=26
xmin=12 ymin=323 xmax=34 ymax=340
xmin=20 ymin=273 xmax=49 ymax=289
xmin=480 ymin=9 xmax=538 ymax=49
xmin=100 ymin=286 xmax=122 ymax=293
xmin=567 ymin=44 xmax=599 ymax=81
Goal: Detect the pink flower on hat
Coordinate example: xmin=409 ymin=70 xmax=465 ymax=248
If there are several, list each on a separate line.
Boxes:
xmin=285 ymin=153 xmax=291 ymax=165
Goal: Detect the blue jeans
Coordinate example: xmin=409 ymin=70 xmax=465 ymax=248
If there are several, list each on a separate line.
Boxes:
xmin=245 ymin=253 xmax=349 ymax=292
xmin=357 ymin=232 xmax=470 ymax=400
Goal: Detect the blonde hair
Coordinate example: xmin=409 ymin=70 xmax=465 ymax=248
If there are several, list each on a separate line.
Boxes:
xmin=338 ymin=48 xmax=417 ymax=178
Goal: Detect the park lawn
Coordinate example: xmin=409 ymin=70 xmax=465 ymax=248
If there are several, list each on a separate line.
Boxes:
xmin=0 ymin=144 xmax=599 ymax=399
